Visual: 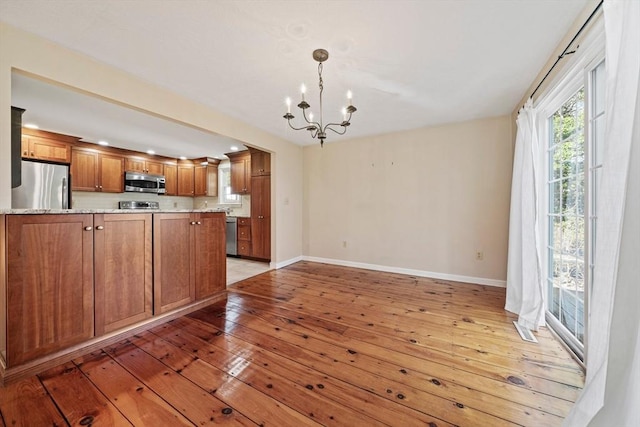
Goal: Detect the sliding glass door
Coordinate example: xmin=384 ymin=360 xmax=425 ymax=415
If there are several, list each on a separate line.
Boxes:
xmin=544 ymin=59 xmax=604 ymax=361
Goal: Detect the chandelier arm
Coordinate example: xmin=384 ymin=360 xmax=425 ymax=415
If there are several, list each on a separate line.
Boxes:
xmin=300 ymin=107 xmax=321 ymax=128
xmin=287 ymin=120 xmax=314 ymax=132
xmin=325 ymin=124 xmax=348 ymax=135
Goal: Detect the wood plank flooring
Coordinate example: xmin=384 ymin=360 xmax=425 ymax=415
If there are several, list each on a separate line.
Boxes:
xmin=0 ymin=261 xmax=584 ymax=426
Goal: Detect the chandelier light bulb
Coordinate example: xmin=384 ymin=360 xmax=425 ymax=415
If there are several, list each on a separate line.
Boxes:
xmin=347 ymin=90 xmax=353 ymax=105
xmin=342 ymin=107 xmax=347 ymax=122
xmin=286 ymin=97 xmax=291 ymax=113
xmin=300 ymin=84 xmax=306 ymax=101
xmin=309 ymin=112 xmax=314 ymax=122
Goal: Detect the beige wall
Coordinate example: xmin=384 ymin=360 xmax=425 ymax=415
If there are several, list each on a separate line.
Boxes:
xmin=303 ymin=116 xmax=513 ymax=284
xmin=0 ymin=23 xmax=303 ymax=265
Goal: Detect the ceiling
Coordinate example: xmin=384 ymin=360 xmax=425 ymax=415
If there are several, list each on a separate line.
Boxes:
xmin=1 ymin=0 xmax=590 ymax=156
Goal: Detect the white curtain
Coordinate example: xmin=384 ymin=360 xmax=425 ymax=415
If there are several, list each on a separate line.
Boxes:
xmin=564 ymin=0 xmax=640 ymax=425
xmin=505 ymin=98 xmax=545 ymax=331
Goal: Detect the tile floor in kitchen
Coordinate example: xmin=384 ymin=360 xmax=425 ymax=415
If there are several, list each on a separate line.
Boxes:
xmin=226 ymin=256 xmax=271 ymax=286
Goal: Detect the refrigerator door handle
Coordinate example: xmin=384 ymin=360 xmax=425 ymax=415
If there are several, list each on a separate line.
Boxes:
xmin=61 ymin=177 xmax=68 ymax=209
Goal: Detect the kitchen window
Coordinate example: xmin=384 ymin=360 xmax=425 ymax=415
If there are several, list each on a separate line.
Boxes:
xmin=219 ymin=165 xmax=241 ymax=205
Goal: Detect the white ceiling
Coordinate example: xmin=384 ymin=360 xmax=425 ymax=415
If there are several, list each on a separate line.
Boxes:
xmin=1 ymin=0 xmax=590 ymax=156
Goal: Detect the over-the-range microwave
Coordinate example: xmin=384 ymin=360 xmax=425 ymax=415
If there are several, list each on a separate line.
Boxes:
xmin=124 ymin=171 xmax=166 ymax=194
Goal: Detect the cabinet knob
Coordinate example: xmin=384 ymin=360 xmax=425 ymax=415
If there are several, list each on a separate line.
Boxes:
xmin=190 ymin=221 xmax=196 ymax=225
xmin=23 ymin=150 xmax=27 ymax=155
xmin=95 ymin=185 xmax=99 ymax=188
xmin=96 ymin=225 xmax=104 ymax=230
xmin=30 ymin=152 xmax=34 ymax=156
xmin=196 ymin=221 xmax=202 ymax=225
xmin=84 ymin=226 xmax=93 ymax=231
xmin=99 ymin=185 xmax=103 ymax=189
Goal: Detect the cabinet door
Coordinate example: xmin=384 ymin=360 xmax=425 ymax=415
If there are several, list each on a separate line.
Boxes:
xmin=71 ymin=149 xmax=99 ymax=192
xmin=94 ymin=214 xmax=152 ymax=335
xmin=251 ymin=175 xmax=271 ymax=260
xmin=194 ymin=165 xmax=207 ymax=196
xmin=146 ymin=161 xmax=164 ymax=175
xmin=164 ymin=164 xmax=178 ymax=196
xmin=99 ymin=153 xmax=124 ymax=193
xmin=177 ymin=165 xmax=195 ymax=196
xmin=229 ymin=159 xmax=245 ymax=195
xmin=6 ymin=214 xmax=94 ymax=367
xmin=23 ymin=136 xmax=71 ymax=163
xmin=153 ymin=214 xmax=195 ymax=314
xmin=230 ymin=159 xmax=251 ymax=194
xmin=125 ymin=158 xmax=145 ymax=173
xmin=195 ymin=213 xmax=226 ymax=299
xmin=206 ymin=165 xmax=218 ymax=197
xmin=250 ymin=149 xmax=270 ymax=176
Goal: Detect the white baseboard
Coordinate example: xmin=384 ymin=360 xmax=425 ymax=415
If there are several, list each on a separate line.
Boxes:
xmin=274 ymin=255 xmax=304 ymax=269
xmin=300 ymin=256 xmax=506 ymax=288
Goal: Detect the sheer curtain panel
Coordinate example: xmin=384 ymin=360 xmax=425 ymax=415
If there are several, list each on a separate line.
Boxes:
xmin=505 ymin=99 xmax=545 ymax=331
xmin=563 ymin=0 xmax=640 ymax=425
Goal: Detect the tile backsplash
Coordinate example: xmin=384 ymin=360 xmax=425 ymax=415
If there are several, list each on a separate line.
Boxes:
xmin=72 ymin=191 xmax=250 ymax=215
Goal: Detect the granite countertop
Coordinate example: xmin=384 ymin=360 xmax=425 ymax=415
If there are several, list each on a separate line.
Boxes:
xmin=0 ymin=209 xmax=228 ymax=215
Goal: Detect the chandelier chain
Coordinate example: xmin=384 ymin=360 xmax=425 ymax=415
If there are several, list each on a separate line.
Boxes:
xmin=318 ymin=62 xmax=324 ymax=129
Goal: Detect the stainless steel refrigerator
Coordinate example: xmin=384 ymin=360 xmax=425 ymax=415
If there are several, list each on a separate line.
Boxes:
xmin=12 ymin=160 xmax=71 ymax=209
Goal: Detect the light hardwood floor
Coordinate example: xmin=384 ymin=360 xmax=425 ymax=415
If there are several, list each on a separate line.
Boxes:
xmin=0 ymin=261 xmax=584 ymax=426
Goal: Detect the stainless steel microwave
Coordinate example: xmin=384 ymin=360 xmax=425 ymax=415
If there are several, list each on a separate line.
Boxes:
xmin=124 ymin=171 xmax=166 ymax=194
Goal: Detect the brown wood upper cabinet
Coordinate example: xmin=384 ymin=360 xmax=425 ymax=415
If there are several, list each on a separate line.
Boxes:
xmin=248 ymin=147 xmax=271 ymax=176
xmin=153 ymin=213 xmax=226 ymax=314
xmin=94 ymin=213 xmax=153 ymax=336
xmin=177 ymin=161 xmax=195 ymax=196
xmin=164 ymin=163 xmax=178 ymax=196
xmin=71 ymin=148 xmax=124 ymax=193
xmin=21 ymin=128 xmax=80 ymax=164
xmin=4 ymin=214 xmax=94 ymax=367
xmin=194 ymin=165 xmax=207 ymax=197
xmin=206 ymin=164 xmax=219 ymax=197
xmin=125 ymin=158 xmax=164 ymax=175
xmin=226 ymin=151 xmax=251 ymax=195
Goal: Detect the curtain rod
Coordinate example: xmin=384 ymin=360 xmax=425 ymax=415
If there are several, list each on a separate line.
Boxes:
xmin=525 ymin=0 xmax=604 ymax=106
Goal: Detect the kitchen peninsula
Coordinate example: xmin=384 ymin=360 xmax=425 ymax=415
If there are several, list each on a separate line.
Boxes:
xmin=0 ymin=209 xmax=226 ymax=385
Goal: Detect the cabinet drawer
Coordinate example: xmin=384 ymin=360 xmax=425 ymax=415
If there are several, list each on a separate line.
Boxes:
xmin=237 ymin=217 xmax=251 ymax=226
xmin=238 ymin=241 xmax=252 ymax=256
xmin=238 ymin=224 xmax=251 ymax=241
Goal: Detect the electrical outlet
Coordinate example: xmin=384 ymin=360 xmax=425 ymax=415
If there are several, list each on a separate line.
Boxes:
xmin=342 ymin=241 xmax=347 ymax=248
xmin=476 ymin=251 xmax=484 ymax=261
xmin=173 ymin=202 xmax=178 ymax=208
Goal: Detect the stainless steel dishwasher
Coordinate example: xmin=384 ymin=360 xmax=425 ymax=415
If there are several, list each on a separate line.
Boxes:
xmin=226 ymin=216 xmax=238 ymax=256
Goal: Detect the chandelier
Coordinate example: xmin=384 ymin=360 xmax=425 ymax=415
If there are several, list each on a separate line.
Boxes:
xmin=283 ymin=49 xmax=357 ymax=147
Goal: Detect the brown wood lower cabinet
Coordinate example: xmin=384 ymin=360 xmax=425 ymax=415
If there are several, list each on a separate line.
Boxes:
xmin=154 ymin=212 xmax=226 ymax=314
xmin=1 ymin=212 xmax=226 ymax=379
xmin=195 ymin=213 xmax=227 ymax=299
xmin=4 ymin=214 xmax=94 ymax=367
xmin=154 ymin=213 xmax=195 ymax=314
xmin=94 ymin=213 xmax=153 ymax=335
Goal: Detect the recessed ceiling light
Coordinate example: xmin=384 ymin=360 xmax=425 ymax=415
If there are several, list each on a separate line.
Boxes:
xmin=98 ymin=140 xmax=109 ymax=146
xmin=24 ymin=123 xmax=39 ymax=129
xmin=230 ymin=146 xmax=239 ymax=151
xmin=147 ymin=150 xmax=155 ymax=155
xmin=179 ymin=156 xmax=187 ymax=160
